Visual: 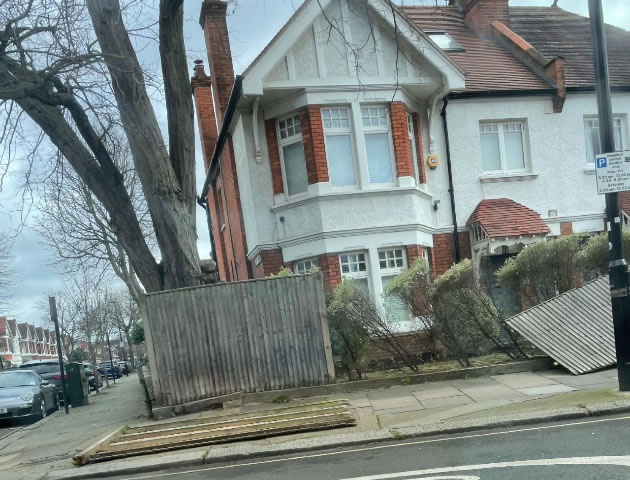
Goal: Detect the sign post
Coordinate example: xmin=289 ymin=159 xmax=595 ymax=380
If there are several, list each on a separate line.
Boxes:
xmin=49 ymin=296 xmax=70 ymax=414
xmin=589 ymin=0 xmax=630 ymax=391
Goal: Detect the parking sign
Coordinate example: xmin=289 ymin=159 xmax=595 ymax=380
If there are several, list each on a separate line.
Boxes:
xmin=595 ymin=150 xmax=630 ymax=194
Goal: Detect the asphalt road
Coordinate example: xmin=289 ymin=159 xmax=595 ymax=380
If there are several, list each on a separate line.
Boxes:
xmin=112 ymin=415 xmax=630 ymax=480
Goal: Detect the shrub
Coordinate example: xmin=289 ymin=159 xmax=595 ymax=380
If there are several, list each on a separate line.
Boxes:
xmin=130 ymin=321 xmax=145 ymax=345
xmin=579 ymin=229 xmax=630 ymax=277
xmin=496 ymin=234 xmax=582 ymax=305
xmin=266 ymin=266 xmax=294 ymax=278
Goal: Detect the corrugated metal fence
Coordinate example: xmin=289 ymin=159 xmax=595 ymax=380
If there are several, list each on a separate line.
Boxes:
xmin=139 ymin=273 xmax=335 ymax=407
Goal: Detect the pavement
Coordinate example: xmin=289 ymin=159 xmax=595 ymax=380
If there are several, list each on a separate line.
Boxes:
xmin=0 ymin=374 xmax=147 ymax=480
xmin=39 ymin=366 xmax=630 ymax=480
xmin=103 ymin=414 xmax=630 ymax=479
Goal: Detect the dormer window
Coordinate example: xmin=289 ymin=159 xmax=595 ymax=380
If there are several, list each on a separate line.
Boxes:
xmin=425 ymin=31 xmax=464 ymax=51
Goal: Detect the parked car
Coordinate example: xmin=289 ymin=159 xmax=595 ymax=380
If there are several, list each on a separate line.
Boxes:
xmin=82 ymin=363 xmax=103 ymax=390
xmin=20 ymin=360 xmax=68 ymax=403
xmin=0 ymin=370 xmax=58 ymax=421
xmin=117 ymin=361 xmax=130 ymax=375
xmin=98 ymin=361 xmax=121 ymax=379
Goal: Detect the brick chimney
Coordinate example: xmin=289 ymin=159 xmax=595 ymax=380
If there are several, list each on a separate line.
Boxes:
xmin=199 ymin=0 xmax=234 ymax=124
xmin=457 ymin=0 xmax=510 ymax=37
xmin=191 ymin=60 xmax=218 ymax=171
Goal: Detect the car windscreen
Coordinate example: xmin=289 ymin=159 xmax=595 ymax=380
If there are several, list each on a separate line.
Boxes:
xmin=0 ymin=372 xmax=37 ymax=388
xmin=22 ymin=363 xmax=60 ymax=375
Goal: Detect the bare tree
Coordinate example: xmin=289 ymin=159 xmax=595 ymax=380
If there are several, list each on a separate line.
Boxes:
xmin=0 ymin=234 xmax=15 ymax=311
xmin=38 ymin=290 xmax=80 ymax=357
xmin=35 ymin=137 xmax=149 ymax=302
xmin=0 ymin=0 xmax=202 ymax=292
xmin=109 ymin=290 xmax=140 ymax=368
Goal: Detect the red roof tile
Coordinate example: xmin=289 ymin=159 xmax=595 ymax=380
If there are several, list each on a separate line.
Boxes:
xmin=0 ymin=317 xmax=6 ymax=336
xmin=402 ymin=6 xmax=549 ymax=91
xmin=467 ymin=198 xmax=551 ymax=237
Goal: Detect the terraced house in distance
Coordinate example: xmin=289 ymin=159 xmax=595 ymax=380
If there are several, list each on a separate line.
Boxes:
xmin=195 ymin=0 xmax=630 ymax=330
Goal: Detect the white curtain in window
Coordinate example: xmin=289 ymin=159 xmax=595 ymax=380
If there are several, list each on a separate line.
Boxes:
xmin=365 ymin=133 xmax=393 ymax=183
xmin=325 ymin=134 xmax=355 ymax=185
xmin=504 ymin=130 xmax=525 ymax=170
xmin=585 ymin=124 xmax=601 ymax=162
xmin=381 ymin=276 xmax=410 ymax=327
xmin=282 ymin=142 xmax=308 ymax=195
xmin=480 ymin=132 xmax=501 ymax=171
xmin=614 ymin=119 xmax=624 ymax=151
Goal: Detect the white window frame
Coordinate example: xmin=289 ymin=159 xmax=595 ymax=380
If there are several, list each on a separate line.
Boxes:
xmin=378 ymin=247 xmax=407 ymax=274
xmin=322 ymin=106 xmax=358 ymax=189
xmin=479 ymin=121 xmax=529 ymax=174
xmin=339 ymin=251 xmax=370 ymax=293
xmin=425 ymin=30 xmax=464 ymax=51
xmin=407 ymin=112 xmax=420 ymax=183
xmin=584 ymin=115 xmax=628 ymax=165
xmin=276 ymin=113 xmax=308 ymax=197
xmin=361 ymin=105 xmax=396 ymax=186
xmin=294 ymin=257 xmax=319 ymax=274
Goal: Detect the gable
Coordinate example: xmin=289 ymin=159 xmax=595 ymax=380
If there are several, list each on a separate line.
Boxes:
xmin=244 ymin=0 xmax=464 ymax=95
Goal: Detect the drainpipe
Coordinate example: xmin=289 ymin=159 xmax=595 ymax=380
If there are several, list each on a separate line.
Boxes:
xmin=440 ymin=97 xmax=461 ymax=263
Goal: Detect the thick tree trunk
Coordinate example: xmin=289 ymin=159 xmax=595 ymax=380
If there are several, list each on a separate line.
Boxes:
xmin=87 ymin=0 xmax=201 ymax=290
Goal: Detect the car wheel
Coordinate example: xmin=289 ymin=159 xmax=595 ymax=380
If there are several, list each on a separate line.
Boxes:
xmin=52 ymin=392 xmax=59 ymax=412
xmin=38 ymin=398 xmax=47 ymax=420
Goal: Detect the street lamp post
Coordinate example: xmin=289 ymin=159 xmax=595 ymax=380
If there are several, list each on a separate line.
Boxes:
xmin=589 ymin=0 xmax=630 ymax=391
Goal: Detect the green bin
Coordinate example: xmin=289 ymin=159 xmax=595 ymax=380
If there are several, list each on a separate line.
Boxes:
xmin=66 ymin=362 xmax=89 ymax=407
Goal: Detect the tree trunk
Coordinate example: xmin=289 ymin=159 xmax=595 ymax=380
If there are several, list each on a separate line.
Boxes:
xmin=87 ymin=0 xmax=201 ymax=290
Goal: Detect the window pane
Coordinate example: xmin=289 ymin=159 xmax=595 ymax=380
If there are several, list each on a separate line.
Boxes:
xmin=585 ymin=123 xmax=601 ymax=163
xmin=614 ymin=123 xmax=623 ymax=151
xmin=365 ymin=133 xmax=393 ymax=183
xmin=504 ymin=130 xmax=525 ymax=170
xmin=382 ymin=276 xmax=410 ymax=326
xmin=325 ymin=134 xmax=355 ymax=185
xmin=480 ymin=131 xmax=501 ymax=171
xmin=282 ymin=142 xmax=308 ymax=196
xmin=354 ymin=278 xmax=370 ymax=296
xmin=426 ymin=32 xmax=463 ymax=50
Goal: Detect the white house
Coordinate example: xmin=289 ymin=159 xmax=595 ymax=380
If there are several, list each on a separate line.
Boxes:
xmin=194 ymin=0 xmax=630 ymax=328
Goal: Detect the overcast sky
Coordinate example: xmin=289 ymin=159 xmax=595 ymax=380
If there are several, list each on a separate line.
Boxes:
xmin=1 ymin=0 xmax=629 ymax=326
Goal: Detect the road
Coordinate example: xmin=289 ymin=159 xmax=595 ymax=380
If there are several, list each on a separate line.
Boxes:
xmin=112 ymin=415 xmax=630 ymax=480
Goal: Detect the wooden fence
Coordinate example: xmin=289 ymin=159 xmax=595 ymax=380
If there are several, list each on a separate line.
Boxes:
xmin=139 ymin=273 xmax=335 ymax=407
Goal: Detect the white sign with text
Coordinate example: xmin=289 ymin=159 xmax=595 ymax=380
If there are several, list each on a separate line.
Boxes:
xmin=595 ymin=150 xmax=630 ymax=194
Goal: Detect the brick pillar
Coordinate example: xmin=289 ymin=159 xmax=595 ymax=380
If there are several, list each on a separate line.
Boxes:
xmin=299 ymin=105 xmax=329 ymax=184
xmin=390 ymin=102 xmax=414 ymax=178
xmin=252 ymin=249 xmax=284 ymax=278
xmin=319 ymin=253 xmax=341 ymax=293
xmin=200 ymin=0 xmax=234 ymax=123
xmin=405 ymin=245 xmax=424 ymax=266
xmin=460 ymin=0 xmax=510 ymax=36
xmin=411 ymin=112 xmax=426 ymax=184
xmin=560 ymin=221 xmax=573 ymax=235
xmin=265 ymin=118 xmax=284 ymax=195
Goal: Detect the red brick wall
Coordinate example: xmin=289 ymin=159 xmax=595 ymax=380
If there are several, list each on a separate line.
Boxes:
xmin=390 ymin=102 xmax=414 ymax=178
xmin=299 ymin=105 xmax=329 ymax=184
xmin=411 ymin=112 xmax=426 ymax=184
xmin=265 ymin=118 xmax=284 ymax=195
xmin=319 ymin=253 xmax=342 ymax=293
xmin=252 ymin=249 xmax=284 ymax=278
xmin=201 ymin=1 xmax=234 ymax=122
xmin=406 ymin=245 xmax=425 ymax=266
xmin=192 ymin=75 xmax=217 ymax=171
xmin=461 ymin=0 xmax=510 ymax=36
xmin=560 ymin=221 xmax=573 ymax=235
xmin=430 ymin=232 xmax=472 ymax=277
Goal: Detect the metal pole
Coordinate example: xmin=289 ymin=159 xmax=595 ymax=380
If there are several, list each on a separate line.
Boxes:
xmin=49 ymin=296 xmax=69 ymax=414
xmin=589 ymin=0 xmax=630 ymax=391
xmin=106 ymin=335 xmax=115 ymax=384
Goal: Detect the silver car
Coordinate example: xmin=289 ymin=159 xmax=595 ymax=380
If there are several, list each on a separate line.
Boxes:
xmin=0 ymin=370 xmax=59 ymax=421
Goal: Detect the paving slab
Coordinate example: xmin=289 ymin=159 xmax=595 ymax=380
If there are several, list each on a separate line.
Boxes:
xmin=348 ymin=398 xmax=372 ymax=408
xmin=370 ymin=395 xmax=422 ymax=411
xmin=420 ymin=395 xmax=473 ymax=409
xmin=412 ymin=386 xmax=463 ymax=401
xmin=492 ymin=372 xmax=559 ymax=389
xmin=518 ymin=384 xmax=577 ymax=396
xmin=459 ymin=383 xmax=525 ymax=402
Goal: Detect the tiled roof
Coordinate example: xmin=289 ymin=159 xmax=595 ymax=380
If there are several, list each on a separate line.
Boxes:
xmin=402 ymin=5 xmax=630 ymax=92
xmin=466 ymin=198 xmax=551 ymax=237
xmin=0 ymin=317 xmax=6 ymax=336
xmin=402 ymin=6 xmax=549 ymax=91
xmin=7 ymin=319 xmax=17 ymax=337
xmin=509 ymin=7 xmax=630 ymax=88
xmin=17 ymin=323 xmax=28 ymax=338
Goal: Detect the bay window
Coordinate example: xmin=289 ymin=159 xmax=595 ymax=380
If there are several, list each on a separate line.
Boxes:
xmin=294 ymin=257 xmax=318 ymax=274
xmin=479 ymin=121 xmax=527 ymax=173
xmin=339 ymin=251 xmax=370 ymax=294
xmin=378 ymin=248 xmax=410 ymax=325
xmin=277 ymin=114 xmax=308 ymax=196
xmin=361 ymin=106 xmax=394 ymax=184
xmin=322 ymin=107 xmax=356 ymax=186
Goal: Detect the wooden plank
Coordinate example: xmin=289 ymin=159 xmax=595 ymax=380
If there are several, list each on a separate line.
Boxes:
xmin=72 ymin=425 xmax=128 ymax=466
xmin=137 ymin=295 xmax=163 ymax=406
xmin=314 ymin=272 xmax=336 ymax=383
